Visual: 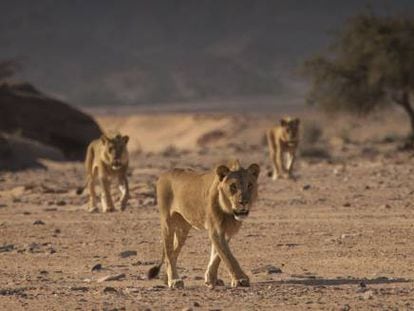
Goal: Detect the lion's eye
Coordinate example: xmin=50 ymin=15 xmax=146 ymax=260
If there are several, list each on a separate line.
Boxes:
xmin=248 ymin=183 xmax=253 ymax=190
xmin=230 ymin=183 xmax=237 ymax=194
xmin=109 ymin=147 xmax=114 ymax=152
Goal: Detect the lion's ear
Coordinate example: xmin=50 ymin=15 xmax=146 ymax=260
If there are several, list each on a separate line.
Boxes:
xmin=100 ymin=134 xmax=109 ymax=145
xmin=280 ymin=118 xmax=288 ymax=127
xmin=122 ymin=135 xmax=129 ymax=145
xmin=247 ymin=163 xmax=260 ymax=180
xmin=216 ymin=165 xmax=230 ymax=181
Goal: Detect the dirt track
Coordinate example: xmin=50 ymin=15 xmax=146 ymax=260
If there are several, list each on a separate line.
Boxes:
xmin=1 ymin=112 xmax=414 ymax=310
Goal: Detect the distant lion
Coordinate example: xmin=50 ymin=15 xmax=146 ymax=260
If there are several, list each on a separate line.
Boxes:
xmin=267 ymin=117 xmax=300 ymax=180
xmin=77 ymin=133 xmax=130 ymax=213
xmin=147 ymin=160 xmax=260 ymax=289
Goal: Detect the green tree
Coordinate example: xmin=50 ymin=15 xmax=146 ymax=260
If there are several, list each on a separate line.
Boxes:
xmin=303 ymin=13 xmax=414 ymax=136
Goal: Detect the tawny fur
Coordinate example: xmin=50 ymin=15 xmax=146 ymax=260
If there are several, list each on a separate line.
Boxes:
xmin=148 ymin=161 xmax=260 ymax=289
xmin=78 ymin=133 xmax=130 ymax=213
xmin=267 ymin=117 xmax=300 ymax=180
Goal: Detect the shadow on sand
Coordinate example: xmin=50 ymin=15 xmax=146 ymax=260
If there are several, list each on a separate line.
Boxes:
xmin=258 ymin=276 xmax=411 ymax=287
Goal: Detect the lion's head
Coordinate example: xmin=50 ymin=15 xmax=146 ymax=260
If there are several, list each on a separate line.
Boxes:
xmin=216 ymin=161 xmax=260 ymax=221
xmin=280 ymin=117 xmax=300 ymax=144
xmin=100 ymin=134 xmax=129 ymax=170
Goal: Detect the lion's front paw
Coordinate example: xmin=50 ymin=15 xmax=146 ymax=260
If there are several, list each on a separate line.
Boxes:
xmin=231 ymin=277 xmax=250 ymax=288
xmin=168 ymin=279 xmax=184 ymax=289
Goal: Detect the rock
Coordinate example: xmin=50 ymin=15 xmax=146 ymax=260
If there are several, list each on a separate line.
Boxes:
xmin=103 ymin=286 xmax=118 ymax=293
xmin=193 ymin=302 xmax=201 ymax=307
xmin=0 ymin=82 xmax=101 ymax=161
xmin=33 ymin=220 xmax=45 ymax=225
xmin=343 ymin=202 xmax=351 ymax=207
xmin=91 ymin=264 xmax=102 ymax=272
xmin=267 ymin=266 xmax=283 ymax=274
xmin=302 ymin=184 xmax=311 ymax=191
xmin=0 ymin=244 xmax=14 ymax=253
xmin=0 ymin=132 xmax=65 ymax=171
xmin=119 ymin=250 xmax=137 ymax=258
xmin=251 ymin=265 xmax=282 ymax=275
xmin=97 ymin=273 xmax=126 ymax=282
xmin=56 ymin=200 xmax=66 ymax=206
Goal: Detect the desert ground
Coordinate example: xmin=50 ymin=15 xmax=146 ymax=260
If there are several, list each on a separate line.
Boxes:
xmin=1 ymin=109 xmax=414 ymax=310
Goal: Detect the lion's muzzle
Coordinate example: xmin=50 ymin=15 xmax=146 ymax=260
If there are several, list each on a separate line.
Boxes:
xmin=111 ymin=160 xmax=122 ymax=170
xmin=233 ymin=208 xmax=249 ymax=221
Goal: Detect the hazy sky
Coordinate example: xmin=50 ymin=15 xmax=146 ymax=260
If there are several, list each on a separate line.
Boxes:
xmin=1 ymin=0 xmax=414 ymax=107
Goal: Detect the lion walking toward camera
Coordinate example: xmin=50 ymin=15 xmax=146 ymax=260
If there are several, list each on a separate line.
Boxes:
xmin=77 ymin=133 xmax=130 ymax=213
xmin=267 ymin=117 xmax=300 ymax=180
xmin=147 ymin=160 xmax=260 ymax=289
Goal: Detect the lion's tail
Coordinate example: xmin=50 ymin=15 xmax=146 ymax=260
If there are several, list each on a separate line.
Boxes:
xmin=147 ymin=248 xmax=165 ymax=279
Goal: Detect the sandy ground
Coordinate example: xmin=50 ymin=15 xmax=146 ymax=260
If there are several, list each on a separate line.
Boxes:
xmin=1 ymin=110 xmax=414 ymax=310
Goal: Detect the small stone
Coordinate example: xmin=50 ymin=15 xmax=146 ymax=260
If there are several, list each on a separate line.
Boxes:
xmin=0 ymin=244 xmax=14 ymax=253
xmin=97 ymin=273 xmax=126 ymax=282
xmin=382 ymin=204 xmax=391 ymax=209
xmin=251 ymin=264 xmax=282 ymax=274
xmin=267 ymin=266 xmax=282 ymax=274
xmin=193 ymin=276 xmax=203 ymax=280
xmin=182 ymin=308 xmax=193 ymax=311
xmin=343 ymin=202 xmax=351 ymax=207
xmin=302 ymin=184 xmax=311 ymax=190
xmin=103 ymin=286 xmax=117 ymax=293
xmin=91 ymin=264 xmax=102 ymax=272
xmin=193 ymin=302 xmax=201 ymax=307
xmin=56 ymin=200 xmax=66 ymax=206
xmin=33 ymin=220 xmax=45 ymax=225
xmin=119 ymin=250 xmax=137 ymax=258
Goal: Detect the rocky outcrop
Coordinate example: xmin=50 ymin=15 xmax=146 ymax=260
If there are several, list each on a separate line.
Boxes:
xmin=0 ymin=82 xmax=101 ymax=160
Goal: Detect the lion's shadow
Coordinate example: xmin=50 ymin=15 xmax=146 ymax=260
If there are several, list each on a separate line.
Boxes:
xmin=258 ymin=276 xmax=411 ymax=287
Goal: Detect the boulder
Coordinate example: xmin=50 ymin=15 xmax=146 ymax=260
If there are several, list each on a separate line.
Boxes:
xmin=0 ymin=82 xmax=101 ymax=160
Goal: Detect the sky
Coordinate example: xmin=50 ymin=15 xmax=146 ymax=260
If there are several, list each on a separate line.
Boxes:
xmin=1 ymin=0 xmax=414 ymax=107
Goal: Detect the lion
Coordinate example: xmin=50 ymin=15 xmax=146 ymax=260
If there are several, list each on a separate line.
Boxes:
xmin=76 ymin=133 xmax=130 ymax=213
xmin=147 ymin=160 xmax=260 ymax=289
xmin=267 ymin=116 xmax=300 ymax=180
